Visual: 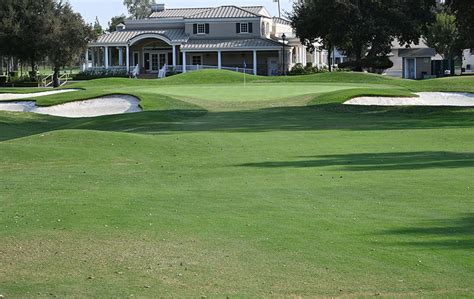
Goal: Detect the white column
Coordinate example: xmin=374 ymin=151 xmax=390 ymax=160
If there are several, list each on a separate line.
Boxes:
xmin=105 ymin=46 xmax=109 ymax=69
xmin=172 ymin=45 xmax=177 ymax=68
xmin=118 ymin=48 xmax=123 ymax=66
xmin=182 ymin=51 xmax=187 ymax=73
xmin=126 ymin=45 xmax=130 ymax=72
xmin=85 ymin=48 xmax=89 ymax=70
xmin=253 ymin=50 xmax=257 ymax=75
xmin=218 ymin=50 xmax=222 ymax=69
xmin=91 ymin=47 xmax=95 ymax=67
xmin=303 ymin=47 xmax=307 ymax=65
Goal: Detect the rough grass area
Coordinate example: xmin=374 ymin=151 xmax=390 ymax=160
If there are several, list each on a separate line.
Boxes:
xmin=0 ymin=70 xmax=473 ymax=297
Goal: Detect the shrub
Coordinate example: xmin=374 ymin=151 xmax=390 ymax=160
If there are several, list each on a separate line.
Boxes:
xmin=339 ymin=56 xmax=394 ymax=74
xmin=289 ymin=63 xmax=329 ymax=76
xmin=289 ymin=63 xmax=307 ymax=75
xmin=75 ymin=68 xmax=128 ymax=80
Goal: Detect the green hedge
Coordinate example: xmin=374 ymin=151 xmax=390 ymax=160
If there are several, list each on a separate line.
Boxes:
xmin=339 ymin=56 xmax=394 ymax=74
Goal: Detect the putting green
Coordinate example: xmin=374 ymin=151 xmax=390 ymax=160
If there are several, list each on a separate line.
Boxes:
xmin=137 ymin=83 xmax=379 ymax=102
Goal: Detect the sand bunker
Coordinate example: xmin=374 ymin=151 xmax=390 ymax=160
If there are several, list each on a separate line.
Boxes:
xmin=0 ymin=95 xmax=142 ymax=118
xmin=0 ymin=89 xmax=80 ymax=100
xmin=345 ymin=92 xmax=474 ymax=107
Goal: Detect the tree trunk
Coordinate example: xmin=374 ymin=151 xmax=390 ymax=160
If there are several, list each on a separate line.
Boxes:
xmin=328 ymin=44 xmax=333 ymax=72
xmin=354 ymin=47 xmax=363 ymax=72
xmin=53 ymin=66 xmax=60 ymax=88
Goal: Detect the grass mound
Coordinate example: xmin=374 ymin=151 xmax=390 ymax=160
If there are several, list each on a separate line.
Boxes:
xmin=276 ymin=71 xmax=404 ymax=84
xmin=160 ymin=69 xmax=261 ymax=84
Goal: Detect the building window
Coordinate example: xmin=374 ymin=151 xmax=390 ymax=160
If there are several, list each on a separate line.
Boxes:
xmin=197 ymin=24 xmax=206 ymax=34
xmin=240 ymin=23 xmax=249 ymax=33
xmin=236 ymin=22 xmax=253 ymax=34
xmin=192 ymin=55 xmax=202 ymax=65
xmin=467 ymin=64 xmax=471 ymax=70
xmin=193 ymin=23 xmax=209 ymax=35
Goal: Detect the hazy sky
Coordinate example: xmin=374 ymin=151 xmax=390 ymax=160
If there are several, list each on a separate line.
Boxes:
xmin=68 ymin=0 xmax=293 ymax=27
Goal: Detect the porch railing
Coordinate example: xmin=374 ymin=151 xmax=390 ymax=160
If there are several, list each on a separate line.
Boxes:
xmin=175 ymin=65 xmax=254 ymax=74
xmin=86 ymin=65 xmax=254 ymax=75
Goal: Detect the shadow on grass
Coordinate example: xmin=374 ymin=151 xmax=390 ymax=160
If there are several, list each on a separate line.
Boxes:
xmin=382 ymin=214 xmax=474 ymax=249
xmin=1 ymin=103 xmax=474 ymax=142
xmin=238 ymin=151 xmax=474 ymax=171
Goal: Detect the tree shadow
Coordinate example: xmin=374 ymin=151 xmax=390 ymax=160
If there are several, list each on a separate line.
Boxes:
xmin=239 ymin=151 xmax=474 ymax=171
xmin=1 ymin=104 xmax=474 ymax=142
xmin=381 ymin=214 xmax=474 ymax=249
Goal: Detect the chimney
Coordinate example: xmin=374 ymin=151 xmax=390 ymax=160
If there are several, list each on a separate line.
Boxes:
xmin=151 ymin=4 xmax=165 ymax=12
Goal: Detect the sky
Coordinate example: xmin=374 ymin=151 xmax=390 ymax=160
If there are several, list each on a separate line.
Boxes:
xmin=68 ymin=0 xmax=293 ymax=27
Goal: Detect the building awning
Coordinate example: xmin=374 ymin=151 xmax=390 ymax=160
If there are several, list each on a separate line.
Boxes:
xmin=398 ymin=48 xmax=436 ymax=58
xmin=181 ymin=38 xmax=284 ymax=51
xmin=90 ymin=29 xmax=189 ymax=46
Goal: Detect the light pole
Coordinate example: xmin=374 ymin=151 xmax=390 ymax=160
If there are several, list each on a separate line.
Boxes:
xmin=282 ymin=33 xmax=287 ymax=76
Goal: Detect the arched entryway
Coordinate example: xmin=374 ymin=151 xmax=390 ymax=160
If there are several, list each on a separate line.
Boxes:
xmin=129 ymin=34 xmax=178 ymax=74
xmin=86 ymin=32 xmax=180 ymax=74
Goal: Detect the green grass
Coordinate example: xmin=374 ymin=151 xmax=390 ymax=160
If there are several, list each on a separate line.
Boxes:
xmin=0 ymin=70 xmax=473 ymax=297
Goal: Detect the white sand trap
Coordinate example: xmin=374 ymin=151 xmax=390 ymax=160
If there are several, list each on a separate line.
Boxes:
xmin=0 ymin=95 xmax=142 ymax=118
xmin=345 ymin=92 xmax=474 ymax=107
xmin=0 ymin=89 xmax=80 ymax=100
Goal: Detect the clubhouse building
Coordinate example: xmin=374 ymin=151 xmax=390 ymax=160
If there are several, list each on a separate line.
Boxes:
xmin=86 ymin=4 xmax=321 ymax=76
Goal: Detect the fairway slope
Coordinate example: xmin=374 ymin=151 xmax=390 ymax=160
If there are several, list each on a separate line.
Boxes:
xmin=0 ymin=71 xmax=473 ymax=297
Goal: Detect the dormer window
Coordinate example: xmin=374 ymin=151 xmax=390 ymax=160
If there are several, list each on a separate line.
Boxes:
xmin=236 ymin=22 xmax=253 ymax=34
xmin=193 ymin=23 xmax=210 ymax=35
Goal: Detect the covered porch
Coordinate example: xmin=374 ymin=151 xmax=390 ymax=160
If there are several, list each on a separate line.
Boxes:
xmin=86 ymin=31 xmax=289 ymax=76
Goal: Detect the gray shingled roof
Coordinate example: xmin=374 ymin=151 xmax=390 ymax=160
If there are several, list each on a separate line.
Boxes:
xmin=150 ymin=8 xmax=212 ymax=18
xmin=398 ymin=48 xmax=436 ymax=58
xmin=181 ymin=38 xmax=283 ymax=51
xmin=186 ymin=6 xmax=262 ymax=19
xmin=149 ymin=5 xmax=267 ymax=19
xmin=91 ymin=29 xmax=188 ymax=45
xmin=273 ymin=17 xmax=291 ymax=25
xmin=241 ymin=6 xmax=270 ymax=17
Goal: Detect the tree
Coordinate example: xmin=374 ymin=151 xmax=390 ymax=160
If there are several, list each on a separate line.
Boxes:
xmin=445 ymin=0 xmax=474 ymax=48
xmin=18 ymin=0 xmax=56 ymax=75
xmin=424 ymin=12 xmax=459 ymax=74
xmin=290 ymin=0 xmax=437 ymax=72
xmin=123 ymin=0 xmax=156 ymax=19
xmin=0 ymin=0 xmax=17 ymax=58
xmin=289 ymin=0 xmax=351 ymax=71
xmin=0 ymin=0 xmax=54 ymax=75
xmin=93 ymin=17 xmax=104 ymax=36
xmin=48 ymin=1 xmax=95 ymax=87
xmin=108 ymin=15 xmax=127 ymax=33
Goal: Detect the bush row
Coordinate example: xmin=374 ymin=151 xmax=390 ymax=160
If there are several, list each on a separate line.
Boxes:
xmin=74 ymin=68 xmax=129 ymax=80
